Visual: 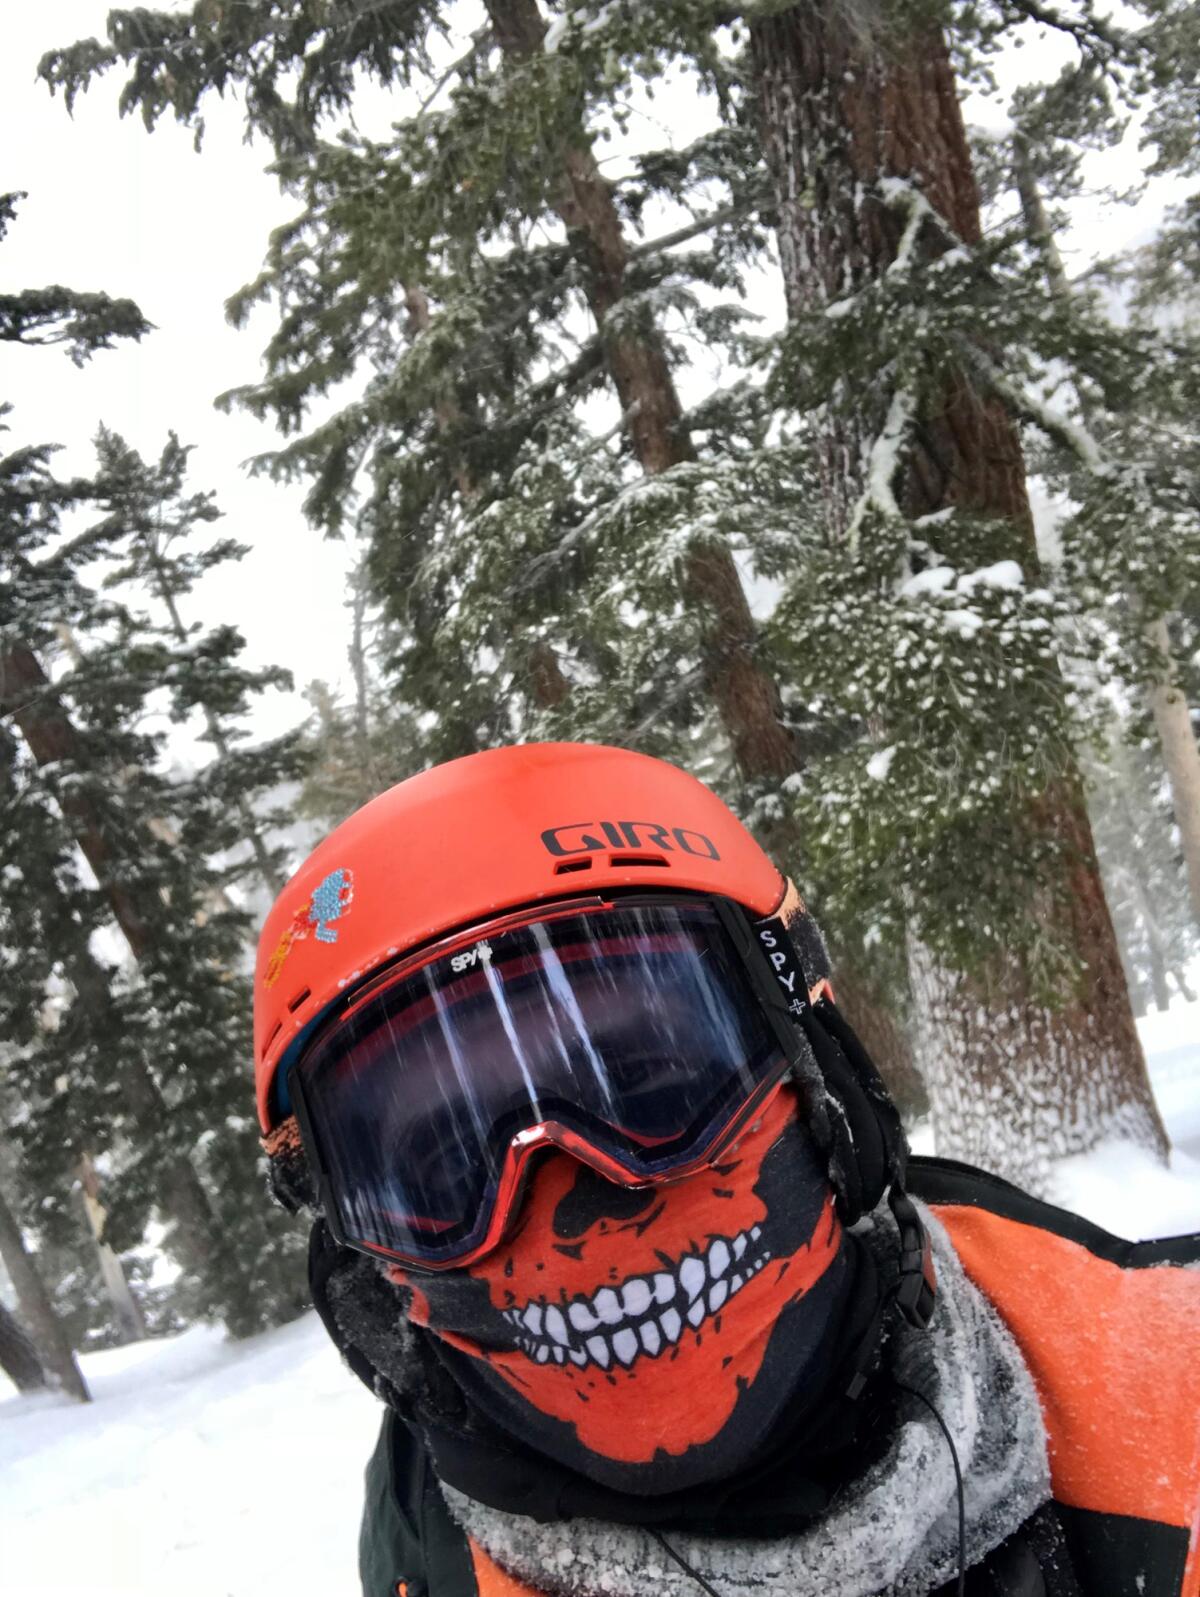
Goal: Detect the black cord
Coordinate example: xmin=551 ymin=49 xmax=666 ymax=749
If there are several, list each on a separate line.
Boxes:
xmin=894 ymin=1382 xmax=967 ymax=1597
xmin=649 ymin=1528 xmax=726 ymax=1597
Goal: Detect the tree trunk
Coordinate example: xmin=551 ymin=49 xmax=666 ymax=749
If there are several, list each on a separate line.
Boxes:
xmin=484 ymin=0 xmax=804 ymax=782
xmin=1147 ymin=615 xmax=1200 ymax=928
xmin=0 ymin=1300 xmax=48 ymax=1392
xmin=76 ymin=1153 xmax=145 ymax=1343
xmin=0 ymin=643 xmax=159 ymax=959
xmin=750 ymin=2 xmax=1167 ymax=1189
xmin=0 ymin=1174 xmax=89 ymax=1402
xmin=828 ymin=952 xmax=928 ymax=1121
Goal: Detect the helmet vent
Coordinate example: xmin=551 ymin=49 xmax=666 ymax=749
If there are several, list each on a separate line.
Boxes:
xmin=287 ymin=986 xmax=312 ymax=1014
xmin=609 ymin=853 xmax=669 ymax=869
xmin=554 ymin=858 xmax=593 ymax=876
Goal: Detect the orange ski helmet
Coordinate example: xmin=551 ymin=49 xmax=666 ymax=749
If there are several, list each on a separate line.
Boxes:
xmin=254 ymin=743 xmax=785 ymax=1130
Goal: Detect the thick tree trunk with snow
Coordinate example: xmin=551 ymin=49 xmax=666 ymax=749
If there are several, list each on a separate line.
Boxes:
xmin=750 ymin=2 xmax=1167 ymax=1188
xmin=0 ymin=1175 xmax=89 ymax=1402
xmin=0 ymin=1300 xmax=48 ymax=1392
xmin=1147 ymin=615 xmax=1200 ymax=929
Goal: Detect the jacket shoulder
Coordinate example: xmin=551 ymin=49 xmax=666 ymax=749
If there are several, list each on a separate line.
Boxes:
xmin=360 ymin=1410 xmax=480 ymax=1597
xmin=907 ymin=1154 xmax=1200 ymax=1266
xmin=910 ymin=1155 xmax=1200 ymax=1597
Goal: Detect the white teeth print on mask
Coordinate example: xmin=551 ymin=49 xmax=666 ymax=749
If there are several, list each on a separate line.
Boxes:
xmin=505 ymin=1228 xmax=773 ymax=1373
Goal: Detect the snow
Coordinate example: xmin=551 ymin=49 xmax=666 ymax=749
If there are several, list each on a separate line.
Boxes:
xmin=899 ymin=565 xmax=956 ymax=598
xmin=956 ymin=561 xmax=1024 ymax=594
xmin=939 ymin=607 xmax=985 ymax=640
xmin=1049 ymin=998 xmax=1200 ymax=1237
xmin=0 ymin=1004 xmax=1195 ymax=1595
xmin=866 ymin=746 xmax=897 ymax=781
xmin=0 ymin=1315 xmax=379 ymax=1596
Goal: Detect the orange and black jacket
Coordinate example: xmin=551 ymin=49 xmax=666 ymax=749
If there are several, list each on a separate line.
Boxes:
xmin=357 ymin=1158 xmax=1200 ymax=1597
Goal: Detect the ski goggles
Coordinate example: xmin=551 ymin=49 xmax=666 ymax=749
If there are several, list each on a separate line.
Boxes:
xmin=290 ymin=893 xmax=811 ymax=1270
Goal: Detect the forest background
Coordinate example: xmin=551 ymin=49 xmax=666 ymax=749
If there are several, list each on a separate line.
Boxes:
xmin=2 ymin=0 xmax=1199 ymax=1402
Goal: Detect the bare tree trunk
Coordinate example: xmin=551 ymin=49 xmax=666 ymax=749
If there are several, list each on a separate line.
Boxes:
xmin=1147 ymin=615 xmax=1200 ymax=927
xmin=750 ymin=2 xmax=1166 ymax=1189
xmin=76 ymin=1153 xmax=145 ymax=1343
xmin=0 ymin=1300 xmax=47 ymax=1392
xmin=0 ymin=1174 xmax=89 ymax=1402
xmin=1 ymin=643 xmax=159 ymax=959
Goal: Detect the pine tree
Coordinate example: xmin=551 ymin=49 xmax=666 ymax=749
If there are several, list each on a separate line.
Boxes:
xmin=738 ymin=4 xmax=1172 ymax=1183
xmin=996 ymin=65 xmax=1200 ymax=939
xmin=1 ymin=197 xmax=308 ymax=1335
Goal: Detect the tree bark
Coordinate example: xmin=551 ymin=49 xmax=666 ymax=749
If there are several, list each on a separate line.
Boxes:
xmin=76 ymin=1153 xmax=145 ymax=1343
xmin=0 ymin=643 xmax=158 ymax=960
xmin=0 ymin=1300 xmax=47 ymax=1392
xmin=0 ymin=1173 xmax=89 ymax=1402
xmin=750 ymin=2 xmax=1167 ymax=1189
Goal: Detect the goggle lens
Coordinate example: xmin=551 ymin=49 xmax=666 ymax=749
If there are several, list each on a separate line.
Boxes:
xmin=295 ymin=899 xmax=790 ymax=1265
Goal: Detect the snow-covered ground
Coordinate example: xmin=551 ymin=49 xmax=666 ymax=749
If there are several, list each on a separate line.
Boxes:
xmin=2 ymin=1003 xmax=1197 ymax=1597
xmin=1049 ymin=999 xmax=1200 ymax=1238
xmin=0 ymin=1312 xmax=380 ymax=1597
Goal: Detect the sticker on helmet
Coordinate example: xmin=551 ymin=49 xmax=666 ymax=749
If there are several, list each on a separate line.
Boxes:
xmin=263 ymin=867 xmax=355 ymax=988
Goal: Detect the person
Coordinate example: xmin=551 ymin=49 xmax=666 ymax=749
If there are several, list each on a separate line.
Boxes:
xmin=254 ymin=743 xmax=1200 ymax=1597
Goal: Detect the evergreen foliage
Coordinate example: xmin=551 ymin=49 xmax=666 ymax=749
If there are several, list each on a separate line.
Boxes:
xmin=1 ymin=200 xmax=308 ymax=1338
xmin=38 ymin=3 xmax=1200 ymax=1171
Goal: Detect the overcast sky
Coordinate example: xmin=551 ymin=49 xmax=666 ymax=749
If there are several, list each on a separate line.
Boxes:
xmin=2 ymin=4 xmax=1186 ymax=755
xmin=2 ymin=2 xmax=360 ymax=742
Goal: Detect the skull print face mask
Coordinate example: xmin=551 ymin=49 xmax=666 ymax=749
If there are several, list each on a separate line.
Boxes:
xmin=387 ymin=1085 xmax=852 ymax=1494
